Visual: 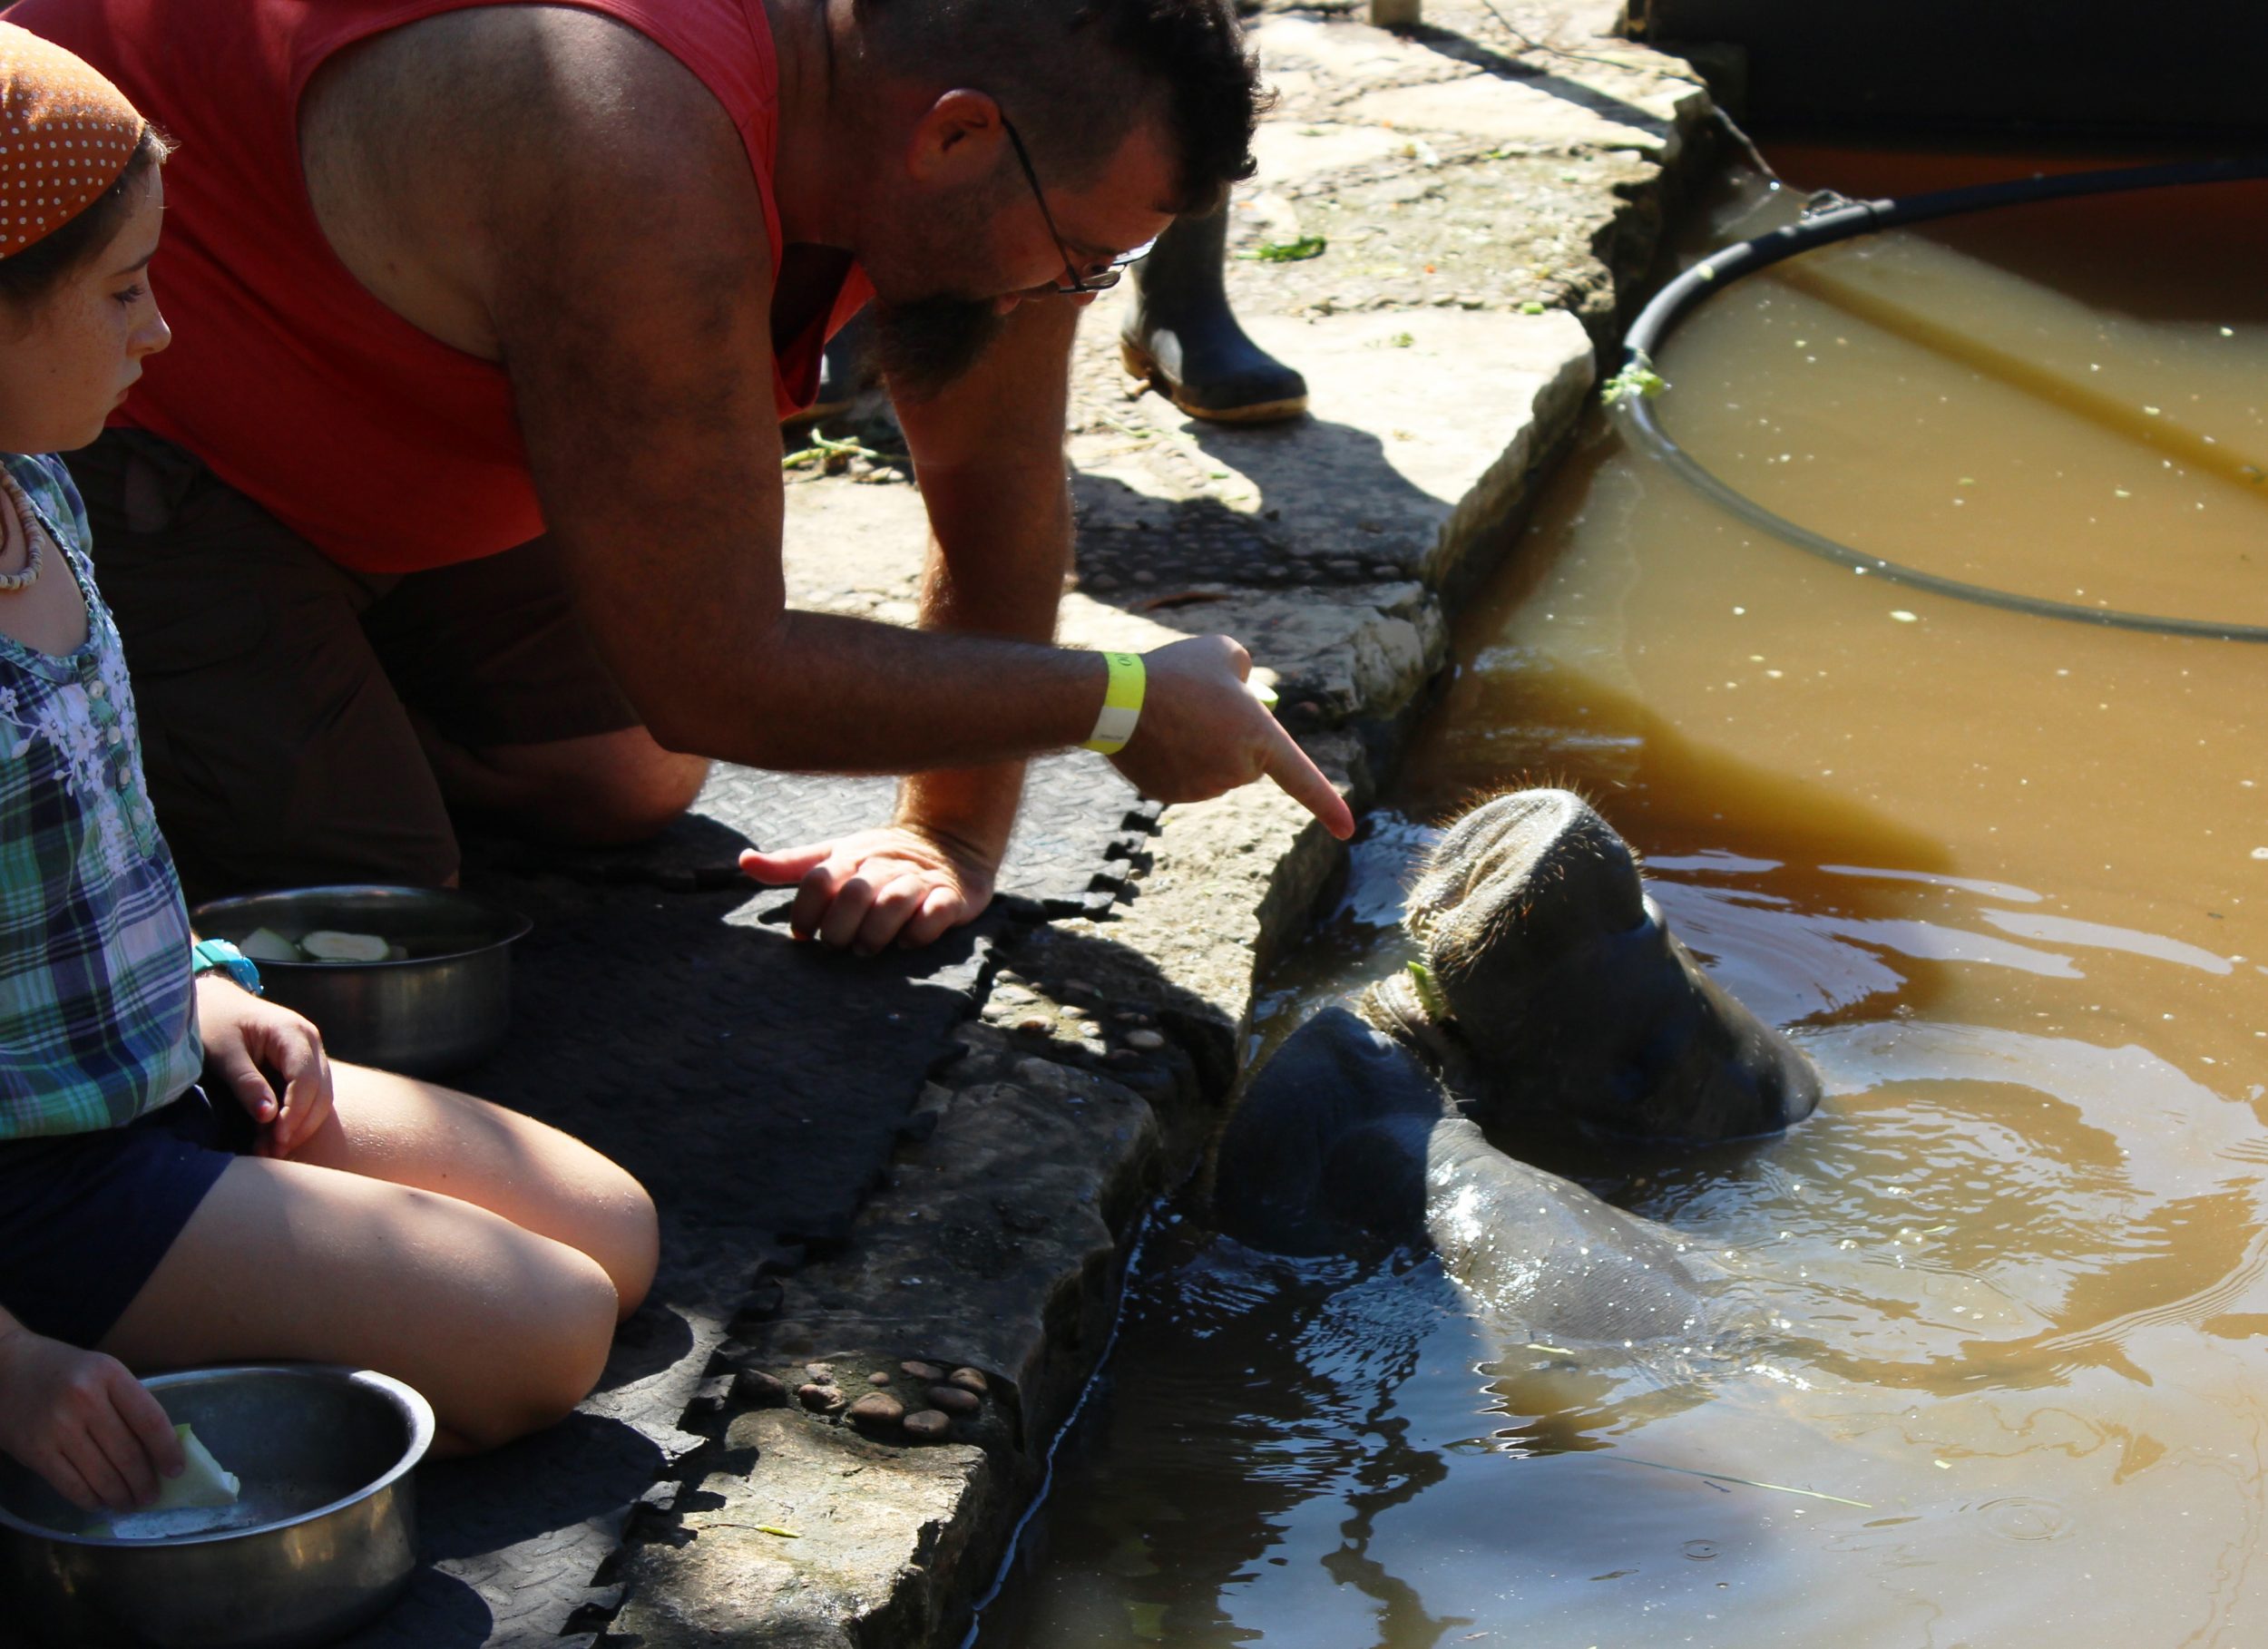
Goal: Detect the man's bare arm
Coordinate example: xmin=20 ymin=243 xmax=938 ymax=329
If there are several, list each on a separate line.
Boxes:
xmin=361 ymin=10 xmax=1347 ymax=832
xmin=739 ymin=291 xmax=1083 ymax=951
xmin=412 ymin=14 xmax=1089 ymax=772
xmin=883 ymin=291 xmax=1087 ymax=883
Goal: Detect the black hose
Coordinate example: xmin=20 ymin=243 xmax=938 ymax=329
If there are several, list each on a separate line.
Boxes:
xmin=1614 ymin=157 xmax=2268 ymax=643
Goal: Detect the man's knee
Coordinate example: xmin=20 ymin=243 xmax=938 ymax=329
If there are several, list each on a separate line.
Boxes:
xmin=458 ymin=731 xmax=708 ymax=846
xmin=593 ymin=745 xmax=709 ymax=842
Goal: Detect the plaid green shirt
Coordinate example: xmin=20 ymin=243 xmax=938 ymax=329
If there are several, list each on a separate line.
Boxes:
xmin=0 ymin=453 xmax=200 ymax=1138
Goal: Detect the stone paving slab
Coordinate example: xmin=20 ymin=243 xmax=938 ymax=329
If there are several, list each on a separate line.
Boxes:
xmin=1070 ymin=307 xmax=1595 ymax=593
xmin=1201 ymin=4 xmax=1713 ymax=337
xmin=611 ymin=1020 xmax=1206 ymax=1648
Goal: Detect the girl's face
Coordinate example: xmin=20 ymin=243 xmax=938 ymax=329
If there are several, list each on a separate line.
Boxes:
xmin=0 ymin=165 xmax=168 ymax=454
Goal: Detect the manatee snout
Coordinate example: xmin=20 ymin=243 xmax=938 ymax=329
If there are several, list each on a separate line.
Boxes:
xmin=1408 ymin=788 xmax=1821 ymax=1143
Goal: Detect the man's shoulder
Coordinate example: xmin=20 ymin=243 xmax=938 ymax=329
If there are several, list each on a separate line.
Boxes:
xmin=309 ymin=2 xmax=773 ymax=337
xmin=381 ymin=4 xmax=755 ymax=153
xmin=476 ymin=7 xmax=772 ymax=247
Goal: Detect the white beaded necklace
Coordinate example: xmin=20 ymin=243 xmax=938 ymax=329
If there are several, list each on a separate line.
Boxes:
xmin=0 ymin=463 xmax=46 ymax=594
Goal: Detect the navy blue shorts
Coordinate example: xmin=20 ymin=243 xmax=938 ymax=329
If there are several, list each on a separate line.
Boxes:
xmin=0 ymin=1088 xmax=256 ymax=1349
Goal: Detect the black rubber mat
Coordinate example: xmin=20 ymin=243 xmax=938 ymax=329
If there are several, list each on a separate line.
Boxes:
xmin=327 ymin=755 xmax=1158 ymax=1646
xmin=456 ymin=874 xmax=1005 ymax=1253
xmin=494 ymin=751 xmax=1160 ymax=919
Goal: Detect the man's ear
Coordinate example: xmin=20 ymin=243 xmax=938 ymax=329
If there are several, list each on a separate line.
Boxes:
xmin=905 ymin=88 xmax=1008 ymax=185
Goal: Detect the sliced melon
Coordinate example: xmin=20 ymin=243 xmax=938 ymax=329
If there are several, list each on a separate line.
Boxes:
xmin=236 ymin=927 xmax=303 ymax=964
xmin=299 ymin=930 xmax=391 ymax=963
xmin=88 ymin=1424 xmax=244 ymax=1540
xmin=152 ymin=1423 xmax=240 ymax=1510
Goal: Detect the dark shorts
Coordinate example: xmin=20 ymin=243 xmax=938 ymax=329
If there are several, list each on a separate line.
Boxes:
xmin=0 ymin=1088 xmax=256 ymax=1351
xmin=64 ymin=429 xmax=643 ymax=901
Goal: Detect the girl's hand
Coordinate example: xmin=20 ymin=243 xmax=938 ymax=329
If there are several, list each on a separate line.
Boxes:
xmin=0 ymin=1327 xmax=183 ymax=1513
xmin=194 ymin=973 xmax=334 ymax=1158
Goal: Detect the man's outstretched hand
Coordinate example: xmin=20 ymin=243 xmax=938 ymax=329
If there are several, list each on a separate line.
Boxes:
xmin=740 ymin=824 xmax=996 ymax=954
xmin=1110 ymin=637 xmax=1355 ymax=840
xmin=738 ymin=637 xmax=1351 ymax=956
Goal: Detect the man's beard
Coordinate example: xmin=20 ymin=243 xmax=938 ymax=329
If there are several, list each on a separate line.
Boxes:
xmin=870 ymin=292 xmax=1008 ymax=401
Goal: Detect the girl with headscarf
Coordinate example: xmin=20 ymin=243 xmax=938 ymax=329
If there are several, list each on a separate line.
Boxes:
xmin=0 ymin=23 xmax=659 ymax=1518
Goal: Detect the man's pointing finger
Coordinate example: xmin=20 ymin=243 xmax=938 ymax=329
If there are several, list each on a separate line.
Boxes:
xmin=1262 ymin=724 xmax=1354 ymax=840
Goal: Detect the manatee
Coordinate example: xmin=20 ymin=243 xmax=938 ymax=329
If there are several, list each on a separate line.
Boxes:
xmin=1210 ymin=787 xmax=1820 ymax=1347
xmin=1392 ymin=785 xmax=1818 ymax=1143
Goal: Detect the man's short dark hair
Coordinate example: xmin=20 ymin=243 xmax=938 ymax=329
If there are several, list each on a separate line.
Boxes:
xmin=864 ymin=0 xmax=1266 ymax=213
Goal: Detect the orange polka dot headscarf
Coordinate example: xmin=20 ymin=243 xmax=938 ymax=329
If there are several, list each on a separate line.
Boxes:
xmin=0 ymin=23 xmax=144 ymax=259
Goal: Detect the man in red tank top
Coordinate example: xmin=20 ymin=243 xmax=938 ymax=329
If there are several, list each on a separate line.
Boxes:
xmin=17 ymin=0 xmax=1353 ymax=944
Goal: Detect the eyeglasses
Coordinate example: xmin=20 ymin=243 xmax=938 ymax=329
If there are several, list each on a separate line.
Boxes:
xmin=1002 ymin=118 xmax=1158 ymax=295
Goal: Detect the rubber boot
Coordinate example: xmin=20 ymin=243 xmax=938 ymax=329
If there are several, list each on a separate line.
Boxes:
xmin=1120 ymin=205 xmax=1309 ymax=424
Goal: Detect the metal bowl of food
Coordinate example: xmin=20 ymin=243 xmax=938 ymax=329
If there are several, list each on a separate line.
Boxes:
xmin=191 ymin=885 xmax=533 ymax=1078
xmin=0 ymin=1364 xmax=435 ymax=1649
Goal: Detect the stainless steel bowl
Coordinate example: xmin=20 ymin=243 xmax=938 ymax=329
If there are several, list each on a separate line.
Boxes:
xmin=0 ymin=1364 xmax=435 ymax=1648
xmin=191 ymin=885 xmax=533 ymax=1077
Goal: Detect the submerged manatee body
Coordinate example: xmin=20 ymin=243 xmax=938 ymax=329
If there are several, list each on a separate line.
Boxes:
xmin=1214 ymin=1003 xmax=1721 ymax=1345
xmin=1212 ymin=788 xmax=1821 ymax=1346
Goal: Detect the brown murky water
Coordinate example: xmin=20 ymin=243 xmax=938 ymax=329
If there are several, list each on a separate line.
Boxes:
xmin=977 ymin=153 xmax=2268 ymax=1649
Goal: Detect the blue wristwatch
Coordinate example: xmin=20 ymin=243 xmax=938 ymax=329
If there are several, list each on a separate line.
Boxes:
xmin=191 ymin=938 xmax=263 ymax=996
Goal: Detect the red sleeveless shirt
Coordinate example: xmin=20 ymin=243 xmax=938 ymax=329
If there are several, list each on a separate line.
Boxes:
xmin=13 ymin=0 xmax=869 ymax=572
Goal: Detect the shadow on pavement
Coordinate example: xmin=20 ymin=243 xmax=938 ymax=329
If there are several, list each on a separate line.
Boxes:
xmin=1071 ymin=414 xmax=1453 ymax=604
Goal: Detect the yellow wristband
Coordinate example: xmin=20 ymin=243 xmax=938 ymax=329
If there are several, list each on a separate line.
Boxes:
xmin=1080 ymin=651 xmax=1145 ymax=755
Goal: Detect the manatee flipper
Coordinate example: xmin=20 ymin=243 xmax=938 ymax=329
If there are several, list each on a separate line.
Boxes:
xmin=1213 ymin=1007 xmax=1717 ymax=1342
xmin=1415 ymin=1112 xmax=1716 ymax=1344
xmin=1211 ymin=1007 xmax=1455 ymax=1257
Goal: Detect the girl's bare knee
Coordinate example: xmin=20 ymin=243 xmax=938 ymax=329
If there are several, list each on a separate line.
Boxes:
xmin=558 ymin=1158 xmax=659 ymax=1321
xmin=449 ymin=1248 xmax=621 ymax=1451
xmin=608 ymin=1182 xmax=660 ymax=1320
xmin=526 ymin=1250 xmax=621 ymax=1418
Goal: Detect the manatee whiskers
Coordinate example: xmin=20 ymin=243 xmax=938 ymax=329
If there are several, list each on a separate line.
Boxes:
xmin=1408 ymin=787 xmax=1648 ymax=993
xmin=1357 ymin=968 xmax=1458 ymax=1071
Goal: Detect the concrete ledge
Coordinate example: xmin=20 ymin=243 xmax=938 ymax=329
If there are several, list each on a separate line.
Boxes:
xmin=1070 ymin=307 xmax=1596 ymax=592
xmin=611 ymin=1412 xmax=1001 ymax=1649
